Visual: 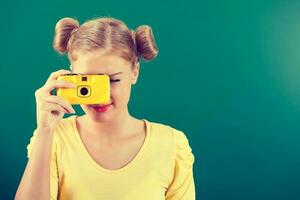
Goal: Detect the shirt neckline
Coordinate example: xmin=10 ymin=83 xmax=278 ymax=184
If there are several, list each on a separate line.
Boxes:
xmin=70 ymin=115 xmax=151 ymax=174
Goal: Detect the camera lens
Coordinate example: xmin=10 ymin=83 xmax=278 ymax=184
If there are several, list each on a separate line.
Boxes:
xmin=80 ymin=87 xmax=89 ymax=95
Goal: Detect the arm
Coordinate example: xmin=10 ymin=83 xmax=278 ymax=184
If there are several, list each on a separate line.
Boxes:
xmin=15 ymin=128 xmax=58 ymax=200
xmin=165 ymin=130 xmax=196 ymax=200
xmin=15 ymin=69 xmax=74 ymax=200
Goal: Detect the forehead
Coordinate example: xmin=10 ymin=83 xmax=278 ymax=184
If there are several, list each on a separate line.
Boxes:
xmin=71 ymin=51 xmax=131 ymax=75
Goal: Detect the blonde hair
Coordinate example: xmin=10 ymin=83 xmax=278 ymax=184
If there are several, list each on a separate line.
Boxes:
xmin=52 ymin=16 xmax=159 ymax=68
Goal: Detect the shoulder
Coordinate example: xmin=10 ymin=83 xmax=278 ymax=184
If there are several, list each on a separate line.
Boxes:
xmin=146 ymin=119 xmax=193 ymax=153
xmin=146 ymin=119 xmax=195 ymax=169
xmin=147 ymin=119 xmax=190 ymax=142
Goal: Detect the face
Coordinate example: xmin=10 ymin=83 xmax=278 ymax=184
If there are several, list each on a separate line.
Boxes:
xmin=70 ymin=50 xmax=140 ymax=122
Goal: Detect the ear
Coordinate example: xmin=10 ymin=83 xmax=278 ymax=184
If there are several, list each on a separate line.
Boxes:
xmin=131 ymin=62 xmax=140 ymax=85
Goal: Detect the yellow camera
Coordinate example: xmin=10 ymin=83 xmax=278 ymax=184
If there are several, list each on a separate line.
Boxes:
xmin=56 ymin=73 xmax=110 ymax=105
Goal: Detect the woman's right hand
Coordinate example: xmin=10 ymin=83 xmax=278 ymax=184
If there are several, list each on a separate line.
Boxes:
xmin=34 ymin=69 xmax=76 ymax=132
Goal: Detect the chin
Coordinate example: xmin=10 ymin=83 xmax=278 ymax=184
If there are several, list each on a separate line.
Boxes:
xmin=83 ymin=104 xmax=115 ymax=122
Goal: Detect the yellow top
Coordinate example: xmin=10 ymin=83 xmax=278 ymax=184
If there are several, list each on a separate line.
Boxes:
xmin=26 ymin=115 xmax=196 ymax=200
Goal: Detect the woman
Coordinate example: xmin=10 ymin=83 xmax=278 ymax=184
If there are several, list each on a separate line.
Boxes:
xmin=15 ymin=16 xmax=195 ymax=200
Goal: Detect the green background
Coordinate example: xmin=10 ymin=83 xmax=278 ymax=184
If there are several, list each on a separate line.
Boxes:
xmin=1 ymin=0 xmax=300 ymax=199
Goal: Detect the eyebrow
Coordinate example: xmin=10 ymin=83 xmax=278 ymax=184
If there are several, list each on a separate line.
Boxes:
xmin=98 ymin=72 xmax=123 ymax=76
xmin=77 ymin=72 xmax=123 ymax=77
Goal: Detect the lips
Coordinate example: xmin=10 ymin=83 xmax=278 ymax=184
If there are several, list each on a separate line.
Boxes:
xmin=90 ymin=103 xmax=113 ymax=113
xmin=91 ymin=103 xmax=113 ymax=108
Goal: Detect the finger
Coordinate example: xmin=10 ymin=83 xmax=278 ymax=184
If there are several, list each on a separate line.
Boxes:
xmin=42 ymin=95 xmax=75 ymax=113
xmin=43 ymin=80 xmax=76 ymax=95
xmin=46 ymin=69 xmax=72 ymax=83
xmin=44 ymin=102 xmax=70 ymax=114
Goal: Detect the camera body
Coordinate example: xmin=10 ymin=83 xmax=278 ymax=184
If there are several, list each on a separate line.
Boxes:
xmin=56 ymin=73 xmax=110 ymax=105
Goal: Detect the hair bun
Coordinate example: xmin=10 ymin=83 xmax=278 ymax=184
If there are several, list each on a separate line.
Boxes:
xmin=134 ymin=25 xmax=158 ymax=61
xmin=53 ymin=17 xmax=80 ymax=54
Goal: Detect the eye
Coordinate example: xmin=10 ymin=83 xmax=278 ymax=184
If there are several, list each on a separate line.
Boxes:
xmin=110 ymin=79 xmax=120 ymax=83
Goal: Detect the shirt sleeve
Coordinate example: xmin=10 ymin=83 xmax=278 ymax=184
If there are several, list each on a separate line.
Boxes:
xmin=165 ymin=130 xmax=196 ymax=200
xmin=26 ymin=129 xmax=59 ymax=200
